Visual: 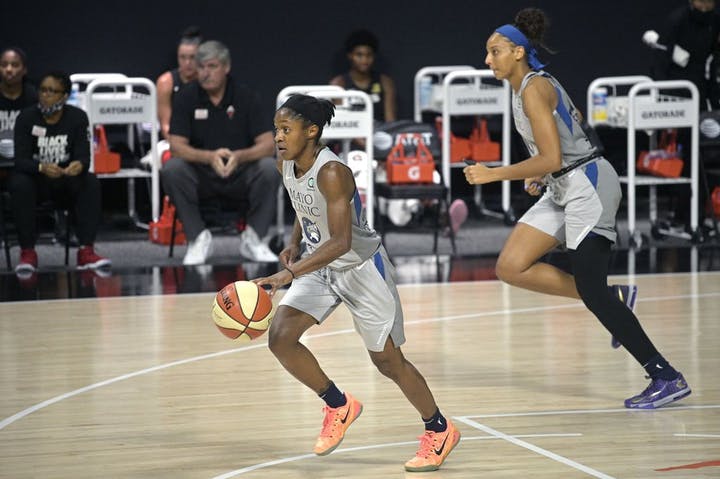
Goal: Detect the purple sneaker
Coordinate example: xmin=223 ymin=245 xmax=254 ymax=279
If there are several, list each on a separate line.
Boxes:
xmin=625 ymin=373 xmax=692 ymax=409
xmin=609 ymin=284 xmax=638 ymax=349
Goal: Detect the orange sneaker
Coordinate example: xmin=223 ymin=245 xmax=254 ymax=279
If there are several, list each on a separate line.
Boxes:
xmin=404 ymin=419 xmax=461 ymax=472
xmin=313 ymin=393 xmax=363 ymax=456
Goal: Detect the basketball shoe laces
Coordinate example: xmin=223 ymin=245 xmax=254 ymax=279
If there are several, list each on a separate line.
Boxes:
xmin=413 ymin=430 xmax=442 ymax=459
xmin=319 ymin=405 xmax=343 ymax=439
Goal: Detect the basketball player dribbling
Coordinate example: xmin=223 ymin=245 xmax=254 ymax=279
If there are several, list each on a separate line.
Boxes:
xmin=464 ymin=7 xmax=691 ymax=409
xmin=253 ymin=94 xmax=460 ymax=472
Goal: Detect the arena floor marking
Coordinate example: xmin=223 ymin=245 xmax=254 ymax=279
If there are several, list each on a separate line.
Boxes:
xmin=2 ymin=290 xmax=718 ymax=432
xmin=455 ymin=416 xmax=614 ymax=479
xmin=210 ymin=433 xmax=583 ymax=479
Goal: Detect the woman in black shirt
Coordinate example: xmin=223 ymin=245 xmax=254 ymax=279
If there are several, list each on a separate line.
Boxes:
xmin=9 ymin=71 xmax=111 ymax=273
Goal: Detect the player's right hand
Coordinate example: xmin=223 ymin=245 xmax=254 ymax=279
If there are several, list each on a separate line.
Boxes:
xmin=279 ymin=244 xmax=301 ymax=268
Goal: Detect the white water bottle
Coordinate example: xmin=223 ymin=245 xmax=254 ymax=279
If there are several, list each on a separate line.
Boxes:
xmin=419 ymin=77 xmax=432 ymax=110
xmin=67 ymin=83 xmax=80 ymax=107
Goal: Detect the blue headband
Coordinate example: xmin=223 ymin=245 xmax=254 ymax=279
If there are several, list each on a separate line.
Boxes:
xmin=495 ymin=24 xmax=546 ymax=71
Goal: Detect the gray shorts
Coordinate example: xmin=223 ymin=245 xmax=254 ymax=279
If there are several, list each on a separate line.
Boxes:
xmin=519 ymin=158 xmax=621 ymax=250
xmin=279 ymin=246 xmax=405 ymax=352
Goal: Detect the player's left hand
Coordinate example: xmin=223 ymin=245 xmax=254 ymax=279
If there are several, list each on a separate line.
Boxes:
xmin=464 ymin=163 xmax=496 ymax=185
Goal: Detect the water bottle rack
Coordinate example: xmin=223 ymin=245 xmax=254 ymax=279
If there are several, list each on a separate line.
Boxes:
xmin=413 ymin=66 xmax=515 ymax=224
xmin=586 ymin=76 xmax=700 ymax=246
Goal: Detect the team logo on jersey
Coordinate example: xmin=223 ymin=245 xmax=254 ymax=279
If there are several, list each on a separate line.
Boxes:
xmin=307 ymin=177 xmax=315 ymax=190
xmin=302 ymin=217 xmax=321 ymax=244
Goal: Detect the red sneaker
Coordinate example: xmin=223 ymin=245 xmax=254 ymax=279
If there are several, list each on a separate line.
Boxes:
xmin=15 ymin=248 xmax=38 ymax=273
xmin=77 ymin=246 xmax=112 ymax=270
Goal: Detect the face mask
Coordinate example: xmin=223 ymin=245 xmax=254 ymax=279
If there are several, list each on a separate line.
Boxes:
xmin=38 ymin=99 xmax=65 ymax=117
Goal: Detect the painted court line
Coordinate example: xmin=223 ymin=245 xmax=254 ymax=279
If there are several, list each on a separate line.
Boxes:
xmin=455 ymin=416 xmax=615 ymax=479
xmin=674 ymin=433 xmax=720 ymax=438
xmin=210 ymin=433 xmax=582 ymax=478
xmin=2 ymin=290 xmax=718 ymax=432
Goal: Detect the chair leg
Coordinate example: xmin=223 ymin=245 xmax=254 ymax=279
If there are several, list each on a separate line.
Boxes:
xmin=64 ymin=210 xmax=70 ymax=266
xmin=169 ymin=209 xmax=177 ymax=258
xmin=446 ymin=199 xmax=457 ymax=255
xmin=0 ymin=191 xmax=10 ymax=270
xmin=431 ymin=200 xmax=440 ymax=255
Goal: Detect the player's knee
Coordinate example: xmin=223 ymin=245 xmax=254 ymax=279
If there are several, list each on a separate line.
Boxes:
xmin=267 ymin=321 xmax=295 ymax=357
xmin=371 ymin=354 xmax=400 ymax=381
xmin=495 ymin=256 xmax=520 ymax=285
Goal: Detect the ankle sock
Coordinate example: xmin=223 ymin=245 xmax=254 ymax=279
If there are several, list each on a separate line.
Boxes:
xmin=319 ymin=381 xmax=346 ymax=408
xmin=643 ymin=354 xmax=679 ymax=380
xmin=422 ymin=408 xmax=448 ymax=433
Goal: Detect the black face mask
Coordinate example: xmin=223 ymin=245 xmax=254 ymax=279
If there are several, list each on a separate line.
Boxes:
xmin=689 ymin=7 xmax=714 ymax=25
xmin=38 ymin=99 xmax=65 ymax=117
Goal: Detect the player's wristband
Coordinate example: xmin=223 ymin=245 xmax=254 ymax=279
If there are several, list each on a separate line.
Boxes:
xmin=285 ymin=266 xmax=296 ymax=279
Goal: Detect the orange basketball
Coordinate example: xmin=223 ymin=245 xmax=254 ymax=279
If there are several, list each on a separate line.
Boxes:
xmin=211 ymin=281 xmax=273 ymax=342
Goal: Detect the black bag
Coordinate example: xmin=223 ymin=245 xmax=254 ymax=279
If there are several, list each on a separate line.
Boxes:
xmin=373 ymin=120 xmax=441 ymax=161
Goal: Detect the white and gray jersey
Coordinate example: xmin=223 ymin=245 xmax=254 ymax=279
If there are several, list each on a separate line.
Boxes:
xmin=512 ymin=71 xmax=600 ymax=182
xmin=282 ymin=147 xmax=381 ymax=270
xmin=513 ymin=71 xmax=621 ymax=249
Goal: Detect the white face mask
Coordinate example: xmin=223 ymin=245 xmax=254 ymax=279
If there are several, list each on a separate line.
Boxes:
xmin=38 ymin=99 xmax=65 ymax=117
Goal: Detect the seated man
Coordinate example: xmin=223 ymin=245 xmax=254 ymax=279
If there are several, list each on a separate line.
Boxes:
xmin=162 ymin=40 xmax=279 ymax=265
xmin=9 ymin=70 xmax=110 ymax=273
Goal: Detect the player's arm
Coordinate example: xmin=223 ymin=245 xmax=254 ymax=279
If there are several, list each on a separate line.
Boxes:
xmin=285 ymin=162 xmax=354 ymax=277
xmin=381 ymin=74 xmax=397 ymax=122
xmin=156 ymin=72 xmax=173 ymax=140
xmin=464 ymin=77 xmax=561 ymax=184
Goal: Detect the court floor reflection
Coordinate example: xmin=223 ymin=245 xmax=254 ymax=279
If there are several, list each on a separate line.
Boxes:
xmin=1 ymin=245 xmax=719 ymax=302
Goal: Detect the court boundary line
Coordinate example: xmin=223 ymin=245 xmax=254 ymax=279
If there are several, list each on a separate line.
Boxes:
xmin=455 ymin=416 xmax=615 ymax=478
xmin=2 ymin=290 xmax=718 ymax=432
xmin=210 ymin=433 xmax=583 ymax=479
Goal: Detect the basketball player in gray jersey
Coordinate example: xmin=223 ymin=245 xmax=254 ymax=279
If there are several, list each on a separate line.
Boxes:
xmin=253 ymin=94 xmax=460 ymax=472
xmin=464 ymin=8 xmax=691 ymax=410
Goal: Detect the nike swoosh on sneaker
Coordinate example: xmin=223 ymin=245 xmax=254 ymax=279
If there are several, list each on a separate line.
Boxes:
xmin=434 ymin=435 xmax=449 ymax=455
xmin=340 ymin=406 xmax=351 ymax=424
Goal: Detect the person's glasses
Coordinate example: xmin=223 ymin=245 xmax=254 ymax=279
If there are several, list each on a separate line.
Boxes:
xmin=39 ymin=87 xmax=65 ymax=95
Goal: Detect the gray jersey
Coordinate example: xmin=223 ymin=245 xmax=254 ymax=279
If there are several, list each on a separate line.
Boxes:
xmin=512 ymin=71 xmax=600 ymax=181
xmin=513 ymin=71 xmax=621 ymax=249
xmin=282 ymin=147 xmax=380 ymax=270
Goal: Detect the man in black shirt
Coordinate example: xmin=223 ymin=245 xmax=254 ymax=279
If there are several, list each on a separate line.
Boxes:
xmin=162 ymin=40 xmax=279 ymax=265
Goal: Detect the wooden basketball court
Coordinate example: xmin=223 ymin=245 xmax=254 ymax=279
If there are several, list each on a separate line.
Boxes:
xmin=1 ymin=272 xmax=719 ymax=478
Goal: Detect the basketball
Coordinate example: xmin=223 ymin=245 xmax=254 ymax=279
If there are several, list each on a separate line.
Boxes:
xmin=211 ymin=281 xmax=273 ymax=342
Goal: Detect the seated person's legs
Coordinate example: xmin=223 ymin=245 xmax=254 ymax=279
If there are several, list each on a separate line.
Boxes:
xmin=7 ymin=170 xmax=39 ymax=271
xmin=62 ymin=173 xmax=110 ymax=269
xmin=231 ymin=157 xmax=280 ymax=262
xmin=161 ymin=158 xmax=214 ymax=265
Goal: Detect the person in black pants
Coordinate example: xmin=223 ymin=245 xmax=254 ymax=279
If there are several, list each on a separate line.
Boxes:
xmin=9 ymin=71 xmax=110 ymax=274
xmin=162 ymin=40 xmax=279 ymax=265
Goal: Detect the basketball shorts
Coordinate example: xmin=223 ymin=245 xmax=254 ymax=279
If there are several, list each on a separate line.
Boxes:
xmin=519 ymin=158 xmax=621 ymax=250
xmin=279 ymin=246 xmax=405 ymax=352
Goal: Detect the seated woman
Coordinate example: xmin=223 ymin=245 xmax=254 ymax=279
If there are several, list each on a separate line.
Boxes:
xmin=330 ymin=29 xmax=397 ymax=123
xmin=156 ymin=26 xmax=203 ymax=140
xmin=9 ymin=70 xmax=111 ymax=273
xmin=0 ymin=47 xmax=37 ymax=162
